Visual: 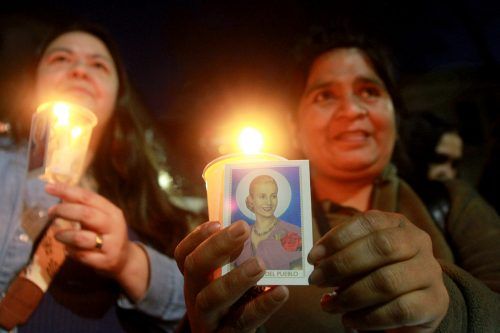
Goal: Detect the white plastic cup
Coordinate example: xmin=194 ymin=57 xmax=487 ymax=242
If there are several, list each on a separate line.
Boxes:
xmin=28 ymin=101 xmax=97 ymax=185
xmin=202 ymin=152 xmax=287 ymax=222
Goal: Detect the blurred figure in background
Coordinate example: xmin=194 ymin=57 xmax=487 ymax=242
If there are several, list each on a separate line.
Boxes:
xmin=398 ymin=111 xmax=464 ymax=228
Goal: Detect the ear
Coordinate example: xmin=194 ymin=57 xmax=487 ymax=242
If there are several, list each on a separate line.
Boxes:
xmin=245 ymin=195 xmax=254 ymax=212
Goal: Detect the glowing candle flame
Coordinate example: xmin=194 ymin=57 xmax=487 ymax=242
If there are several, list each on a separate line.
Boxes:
xmin=53 ymin=102 xmax=70 ymax=127
xmin=238 ymin=127 xmax=263 ymax=154
xmin=71 ymin=127 xmax=82 ymax=139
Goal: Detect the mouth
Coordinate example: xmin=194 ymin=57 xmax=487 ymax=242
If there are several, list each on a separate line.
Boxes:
xmin=63 ymin=86 xmax=94 ymax=98
xmin=333 ymin=130 xmax=370 ymax=142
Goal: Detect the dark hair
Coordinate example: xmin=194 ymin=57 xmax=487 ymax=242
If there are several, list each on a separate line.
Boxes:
xmin=287 ymin=24 xmax=406 ymax=118
xmin=13 ymin=20 xmax=187 ymax=255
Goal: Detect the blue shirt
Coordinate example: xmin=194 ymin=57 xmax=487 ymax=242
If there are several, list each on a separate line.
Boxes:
xmin=0 ymin=138 xmax=185 ymax=332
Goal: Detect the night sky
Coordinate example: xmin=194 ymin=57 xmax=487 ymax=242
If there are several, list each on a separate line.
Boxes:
xmin=2 ymin=0 xmax=500 ymax=189
xmin=5 ymin=1 xmax=499 ymax=116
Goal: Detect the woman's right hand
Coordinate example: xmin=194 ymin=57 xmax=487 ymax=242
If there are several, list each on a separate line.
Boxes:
xmin=174 ymin=220 xmax=289 ymax=333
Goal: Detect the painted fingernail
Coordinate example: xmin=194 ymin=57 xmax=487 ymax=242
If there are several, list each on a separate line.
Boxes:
xmin=244 ymin=257 xmax=265 ymax=278
xmin=228 ymin=222 xmax=246 ymax=238
xmin=320 ymin=292 xmax=334 ymax=305
xmin=308 ymin=244 xmax=326 ymax=263
xmin=308 ymin=267 xmax=326 ymax=285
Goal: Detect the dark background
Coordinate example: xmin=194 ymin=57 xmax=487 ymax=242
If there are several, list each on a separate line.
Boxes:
xmin=2 ymin=0 xmax=500 ymax=194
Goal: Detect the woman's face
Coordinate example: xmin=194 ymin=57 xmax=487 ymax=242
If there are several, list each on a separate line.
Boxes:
xmin=296 ymin=47 xmax=396 ymax=182
xmin=35 ymin=31 xmax=119 ymax=130
xmin=249 ymin=181 xmax=278 ymax=219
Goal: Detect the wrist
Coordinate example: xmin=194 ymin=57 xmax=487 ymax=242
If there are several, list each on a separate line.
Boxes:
xmin=115 ymin=241 xmax=150 ymax=302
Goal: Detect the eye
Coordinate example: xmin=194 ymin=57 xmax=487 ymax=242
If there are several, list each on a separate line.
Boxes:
xmin=92 ymin=61 xmax=110 ymax=73
xmin=358 ymin=85 xmax=383 ymax=100
xmin=312 ymin=90 xmax=337 ymax=104
xmin=46 ymin=53 xmax=71 ymax=64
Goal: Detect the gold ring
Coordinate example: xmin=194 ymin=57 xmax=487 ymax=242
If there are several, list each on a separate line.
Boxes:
xmin=95 ymin=234 xmax=103 ymax=250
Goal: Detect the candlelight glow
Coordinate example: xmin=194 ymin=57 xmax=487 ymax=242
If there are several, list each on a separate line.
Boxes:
xmin=71 ymin=127 xmax=83 ymax=139
xmin=238 ymin=127 xmax=263 ymax=154
xmin=158 ymin=170 xmax=173 ymax=190
xmin=53 ymin=102 xmax=70 ymax=127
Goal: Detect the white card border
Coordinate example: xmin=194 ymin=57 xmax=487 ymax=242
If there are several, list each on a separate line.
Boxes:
xmin=221 ymin=159 xmax=313 ymax=285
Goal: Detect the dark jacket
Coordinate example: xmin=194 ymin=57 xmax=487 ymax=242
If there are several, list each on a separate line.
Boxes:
xmin=263 ymin=166 xmax=500 ymax=332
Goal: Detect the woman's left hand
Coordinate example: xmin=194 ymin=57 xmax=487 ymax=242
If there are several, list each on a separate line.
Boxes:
xmin=308 ymin=210 xmax=449 ymax=332
xmin=45 ymin=182 xmax=149 ymax=301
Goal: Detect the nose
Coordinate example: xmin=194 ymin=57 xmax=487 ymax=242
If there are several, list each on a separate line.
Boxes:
xmin=70 ymin=60 xmax=89 ymax=79
xmin=335 ymin=94 xmax=367 ymax=118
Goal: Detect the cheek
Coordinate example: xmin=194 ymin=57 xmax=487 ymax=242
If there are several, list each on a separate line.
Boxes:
xmin=297 ymin=108 xmax=328 ymax=143
xmin=96 ymin=79 xmax=119 ymax=121
xmin=34 ymin=70 xmax=60 ymax=102
xmin=372 ymin=106 xmax=396 ymax=150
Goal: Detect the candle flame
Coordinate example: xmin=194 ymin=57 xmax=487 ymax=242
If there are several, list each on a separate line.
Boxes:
xmin=53 ymin=102 xmax=70 ymax=127
xmin=238 ymin=127 xmax=263 ymax=154
xmin=71 ymin=126 xmax=83 ymax=139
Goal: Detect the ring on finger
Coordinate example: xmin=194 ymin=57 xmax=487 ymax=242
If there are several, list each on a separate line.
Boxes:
xmin=95 ymin=234 xmax=104 ymax=250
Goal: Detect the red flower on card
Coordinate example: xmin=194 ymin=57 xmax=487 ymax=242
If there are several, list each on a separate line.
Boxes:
xmin=281 ymin=232 xmax=302 ymax=252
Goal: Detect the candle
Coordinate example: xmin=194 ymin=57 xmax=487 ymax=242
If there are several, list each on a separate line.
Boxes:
xmin=29 ymin=101 xmax=97 ymax=185
xmin=202 ymin=127 xmax=287 ymax=221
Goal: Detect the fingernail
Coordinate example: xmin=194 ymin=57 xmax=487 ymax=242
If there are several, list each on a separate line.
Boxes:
xmin=202 ymin=221 xmax=221 ymax=235
xmin=320 ymin=292 xmax=334 ymax=305
xmin=308 ymin=244 xmax=326 ymax=263
xmin=270 ymin=286 xmax=289 ymax=302
xmin=308 ymin=267 xmax=326 ymax=285
xmin=244 ymin=257 xmax=265 ymax=278
xmin=228 ymin=222 xmax=246 ymax=238
xmin=54 ymin=231 xmax=72 ymax=244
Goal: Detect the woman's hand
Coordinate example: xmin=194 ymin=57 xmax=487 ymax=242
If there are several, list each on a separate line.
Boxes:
xmin=308 ymin=210 xmax=449 ymax=332
xmin=174 ymin=220 xmax=289 ymax=332
xmin=46 ymin=182 xmax=149 ymax=302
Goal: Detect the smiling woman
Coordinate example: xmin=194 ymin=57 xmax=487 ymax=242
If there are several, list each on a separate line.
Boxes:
xmin=0 ymin=19 xmax=189 ymax=332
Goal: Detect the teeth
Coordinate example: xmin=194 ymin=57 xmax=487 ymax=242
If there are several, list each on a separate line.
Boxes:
xmin=337 ymin=131 xmax=367 ymax=140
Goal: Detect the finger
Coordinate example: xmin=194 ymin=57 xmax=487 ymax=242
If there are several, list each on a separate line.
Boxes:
xmin=45 ymin=183 xmax=116 ymax=212
xmin=183 ymin=220 xmax=250 ymax=278
xmin=342 ymin=288 xmax=447 ymax=332
xmin=66 ymin=248 xmax=107 ymax=268
xmin=174 ymin=221 xmax=222 ymax=273
xmin=48 ymin=202 xmax=107 ymax=232
xmin=309 ymin=223 xmax=423 ymax=287
xmin=222 ymin=285 xmax=289 ymax=333
xmin=195 ymin=257 xmax=266 ymax=328
xmin=320 ymin=257 xmax=437 ymax=313
xmin=183 ymin=221 xmax=250 ymax=305
xmin=308 ymin=211 xmax=405 ymax=264
xmin=54 ymin=229 xmax=103 ymax=251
